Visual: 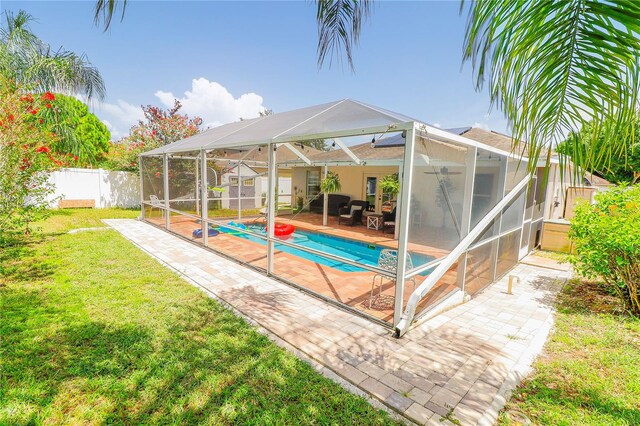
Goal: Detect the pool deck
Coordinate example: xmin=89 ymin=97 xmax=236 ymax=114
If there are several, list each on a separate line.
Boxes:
xmin=148 ymin=213 xmax=459 ymax=323
xmin=105 ymin=218 xmax=573 ymax=426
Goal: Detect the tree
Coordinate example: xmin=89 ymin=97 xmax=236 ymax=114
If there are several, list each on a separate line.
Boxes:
xmin=569 ymin=185 xmax=640 ymax=316
xmin=0 ymin=80 xmax=69 ymax=240
xmin=557 ymin=118 xmax=640 ymax=184
xmin=92 ymin=1 xmax=640 ymax=181
xmin=49 ymin=94 xmax=111 ymax=165
xmin=103 ymin=100 xmax=202 ymax=172
xmin=1 ymin=10 xmax=105 ymax=100
xmin=315 ymin=1 xmax=640 ymax=181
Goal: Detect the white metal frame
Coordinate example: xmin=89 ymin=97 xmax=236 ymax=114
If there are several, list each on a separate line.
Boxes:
xmin=140 ymin=104 xmax=552 ymax=334
xmin=394 ymin=176 xmax=531 ymax=336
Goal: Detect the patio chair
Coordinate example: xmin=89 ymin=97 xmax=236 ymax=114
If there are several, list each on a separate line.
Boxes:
xmin=382 ymin=207 xmax=397 ymax=233
xmin=338 ymin=200 xmax=367 ymax=226
xmin=149 ymin=195 xmax=166 ymax=219
xmin=369 ymin=249 xmax=417 ymax=308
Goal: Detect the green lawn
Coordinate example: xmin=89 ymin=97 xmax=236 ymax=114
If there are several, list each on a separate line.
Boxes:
xmin=0 ymin=209 xmax=398 ymax=425
xmin=498 ymin=279 xmax=640 ymax=426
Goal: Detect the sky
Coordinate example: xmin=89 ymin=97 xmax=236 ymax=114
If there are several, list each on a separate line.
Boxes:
xmin=1 ymin=0 xmax=510 ymax=140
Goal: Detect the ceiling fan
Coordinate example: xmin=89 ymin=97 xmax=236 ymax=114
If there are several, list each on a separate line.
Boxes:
xmin=424 ymin=166 xmax=462 ymax=175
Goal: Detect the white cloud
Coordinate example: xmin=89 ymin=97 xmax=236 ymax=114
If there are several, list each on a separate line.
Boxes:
xmin=472 ymin=121 xmax=491 ymax=131
xmin=94 ymin=78 xmax=266 ymax=141
xmin=155 ymin=78 xmax=265 ymax=128
xmin=432 ymin=122 xmax=442 ymax=128
xmin=97 ymin=99 xmax=145 ymax=140
xmin=101 ymin=119 xmax=122 ymax=140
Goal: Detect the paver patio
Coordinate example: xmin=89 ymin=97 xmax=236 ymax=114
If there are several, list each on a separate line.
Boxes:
xmin=105 ymin=219 xmax=572 ymax=426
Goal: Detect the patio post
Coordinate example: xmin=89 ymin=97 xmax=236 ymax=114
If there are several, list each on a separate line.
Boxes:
xmin=267 ymin=144 xmax=276 ymax=274
xmin=163 ymin=153 xmax=170 ymax=229
xmin=393 ymin=124 xmax=416 ymax=327
xmin=457 ymin=146 xmax=478 ymax=291
xmin=492 ymin=156 xmax=509 ymax=280
xmin=322 ymin=165 xmax=329 ymax=226
xmin=195 ymin=156 xmax=200 ymax=216
xmin=238 ymin=160 xmax=242 ymax=222
xmin=138 ymin=155 xmax=145 ymax=220
xmin=200 ymin=149 xmax=208 ymax=246
xmin=394 ymin=181 xmax=402 ymax=240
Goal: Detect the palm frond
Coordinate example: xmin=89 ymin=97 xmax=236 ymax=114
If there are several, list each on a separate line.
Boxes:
xmin=316 ymin=0 xmax=372 ymax=70
xmin=462 ymin=0 xmax=640 ymax=183
xmin=94 ymin=0 xmax=127 ymax=31
xmin=0 ymin=9 xmax=106 ymax=100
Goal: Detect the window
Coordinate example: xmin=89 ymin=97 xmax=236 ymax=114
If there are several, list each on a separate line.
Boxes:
xmin=306 ymin=170 xmax=321 ymax=198
xmin=229 ymin=177 xmax=254 ymax=186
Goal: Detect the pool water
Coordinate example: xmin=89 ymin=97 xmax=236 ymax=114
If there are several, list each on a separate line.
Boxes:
xmin=221 ymin=224 xmax=435 ymax=273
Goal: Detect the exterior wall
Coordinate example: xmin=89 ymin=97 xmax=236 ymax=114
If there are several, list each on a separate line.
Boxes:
xmin=328 ymin=165 xmax=400 ymax=202
xmin=48 ymin=168 xmax=140 ymax=208
xmin=221 ymin=163 xmax=260 ymax=209
xmin=291 ymin=166 xmax=321 ymax=204
xmin=259 ymin=176 xmax=292 ymax=207
xmin=544 ymin=164 xmax=571 ymax=220
xmin=291 ymin=165 xmax=400 ymax=210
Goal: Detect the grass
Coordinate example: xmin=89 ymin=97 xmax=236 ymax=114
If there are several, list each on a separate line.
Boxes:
xmin=531 ymin=249 xmax=572 ymax=264
xmin=0 ymin=209 xmax=399 ymax=425
xmin=498 ymin=279 xmax=640 ymax=426
xmin=33 ymin=207 xmax=140 ymax=234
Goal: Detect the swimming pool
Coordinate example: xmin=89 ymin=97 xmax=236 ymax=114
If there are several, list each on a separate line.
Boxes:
xmin=220 ymin=224 xmax=435 ymax=273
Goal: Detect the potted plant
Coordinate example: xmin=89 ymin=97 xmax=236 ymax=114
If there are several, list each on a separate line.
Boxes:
xmin=320 ymin=171 xmax=341 ymax=194
xmin=380 ymin=173 xmax=400 ymax=209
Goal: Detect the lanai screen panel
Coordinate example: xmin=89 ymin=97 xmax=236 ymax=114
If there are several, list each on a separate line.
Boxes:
xmin=407 ymin=134 xmax=533 ymax=318
xmin=141 ymin=155 xmax=164 ymax=203
xmin=408 ymin=135 xmax=471 ymax=264
xmin=201 ymin=145 xmax=270 ymax=271
xmin=470 ymin=148 xmax=507 ymax=244
xmin=140 ymin=155 xmax=165 ymax=224
xmin=167 ymin=152 xmax=199 ymax=215
xmin=268 ymin=135 xmax=403 ymax=324
xmin=404 ymin=135 xmax=472 ymax=316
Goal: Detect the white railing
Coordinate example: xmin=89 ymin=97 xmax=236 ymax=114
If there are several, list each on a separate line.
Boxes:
xmin=394 ymin=175 xmax=531 ymax=337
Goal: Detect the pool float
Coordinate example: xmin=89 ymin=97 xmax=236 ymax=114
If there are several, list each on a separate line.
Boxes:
xmin=219 ymin=221 xmax=247 ymax=234
xmin=266 ymin=223 xmax=295 ymax=240
xmin=192 ymin=228 xmax=220 ymax=238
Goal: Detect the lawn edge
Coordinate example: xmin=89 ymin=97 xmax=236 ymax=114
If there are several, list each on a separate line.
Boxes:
xmin=102 ymin=218 xmax=415 ymax=426
xmin=483 ymin=278 xmax=567 ymax=426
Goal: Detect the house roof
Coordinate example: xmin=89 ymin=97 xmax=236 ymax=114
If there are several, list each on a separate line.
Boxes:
xmin=301 ymin=141 xmax=405 ymax=164
xmin=584 ymin=173 xmax=611 ymax=186
xmin=142 ymin=99 xmax=417 ymax=156
xmin=222 ymin=144 xmax=324 ymax=165
xmin=447 ymin=127 xmax=525 ymax=154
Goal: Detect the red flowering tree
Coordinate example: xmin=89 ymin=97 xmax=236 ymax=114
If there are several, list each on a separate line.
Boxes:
xmin=0 ymin=82 xmax=70 ymax=240
xmin=103 ymin=100 xmax=202 ymax=172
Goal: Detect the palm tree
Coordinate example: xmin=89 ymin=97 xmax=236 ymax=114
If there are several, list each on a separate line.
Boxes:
xmin=314 ymin=1 xmax=640 ymax=178
xmin=93 ymin=1 xmax=640 ymax=176
xmin=1 ymin=10 xmax=105 ymax=100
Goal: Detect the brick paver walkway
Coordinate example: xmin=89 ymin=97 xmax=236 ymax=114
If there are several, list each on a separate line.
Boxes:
xmin=105 ymin=219 xmax=572 ymax=426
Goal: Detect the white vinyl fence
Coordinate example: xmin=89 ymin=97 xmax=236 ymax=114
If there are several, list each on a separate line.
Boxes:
xmin=48 ymin=168 xmax=140 ymax=208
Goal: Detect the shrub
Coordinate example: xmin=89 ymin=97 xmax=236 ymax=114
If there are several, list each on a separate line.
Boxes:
xmin=569 ymin=185 xmax=640 ymax=315
xmin=0 ymin=82 xmax=68 ymax=241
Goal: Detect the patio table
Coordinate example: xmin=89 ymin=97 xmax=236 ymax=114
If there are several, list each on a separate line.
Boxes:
xmin=365 ymin=213 xmax=384 ymax=230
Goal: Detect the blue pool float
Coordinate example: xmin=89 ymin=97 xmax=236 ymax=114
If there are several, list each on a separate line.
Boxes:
xmin=219 ymin=221 xmax=247 ymax=234
xmin=192 ymin=228 xmax=220 ymax=238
